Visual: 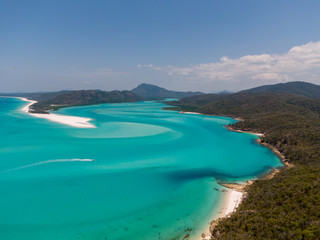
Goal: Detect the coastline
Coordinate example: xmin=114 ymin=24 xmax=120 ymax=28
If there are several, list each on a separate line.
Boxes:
xmin=178 ymin=112 xmax=288 ymax=240
xmin=179 ymin=110 xmax=288 ymax=169
xmin=225 ymin=125 xmax=264 ymax=137
xmin=227 ymin=125 xmax=292 ymax=168
xmin=179 ymin=111 xmax=203 ymax=115
xmin=17 ymin=97 xmax=96 ymax=128
xmin=256 ymin=139 xmax=293 ymax=168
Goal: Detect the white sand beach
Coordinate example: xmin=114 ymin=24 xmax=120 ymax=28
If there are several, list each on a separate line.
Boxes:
xmin=18 ymin=97 xmax=96 ymax=128
xmin=200 ymin=189 xmax=243 ymax=240
xmin=179 ymin=111 xmax=202 ymax=115
xmin=224 ymin=190 xmax=243 ymax=216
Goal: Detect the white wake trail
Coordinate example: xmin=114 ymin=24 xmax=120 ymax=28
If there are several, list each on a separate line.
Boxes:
xmin=2 ymin=158 xmax=94 ymax=173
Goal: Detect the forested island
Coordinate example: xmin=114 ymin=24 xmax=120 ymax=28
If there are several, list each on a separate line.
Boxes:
xmin=131 ymin=83 xmax=203 ymax=99
xmin=12 ymin=90 xmax=143 ymax=113
xmin=167 ymin=81 xmax=320 ymax=239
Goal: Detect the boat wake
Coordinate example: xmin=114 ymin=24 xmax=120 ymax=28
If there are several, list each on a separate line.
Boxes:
xmin=1 ymin=158 xmax=94 ymax=173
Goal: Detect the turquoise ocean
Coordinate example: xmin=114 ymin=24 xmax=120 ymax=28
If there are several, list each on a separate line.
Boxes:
xmin=0 ymin=97 xmax=282 ymax=240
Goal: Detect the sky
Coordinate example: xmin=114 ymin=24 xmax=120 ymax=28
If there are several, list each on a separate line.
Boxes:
xmin=1 ymin=0 xmax=320 ymax=93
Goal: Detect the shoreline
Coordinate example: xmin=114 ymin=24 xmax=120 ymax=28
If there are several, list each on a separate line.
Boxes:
xmin=226 ymin=125 xmax=265 ymax=137
xmin=17 ymin=97 xmax=96 ymax=128
xmin=194 ymin=115 xmax=289 ymax=240
xmin=179 ymin=111 xmax=203 ymax=115
xmin=199 ymin=188 xmax=244 ymax=240
xmin=227 ymin=125 xmax=292 ymax=168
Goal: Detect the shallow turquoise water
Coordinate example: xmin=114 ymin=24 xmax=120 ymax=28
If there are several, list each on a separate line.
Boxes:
xmin=0 ymin=98 xmax=282 ymax=240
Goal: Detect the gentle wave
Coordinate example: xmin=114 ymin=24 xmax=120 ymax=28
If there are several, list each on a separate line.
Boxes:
xmin=1 ymin=158 xmax=94 ymax=173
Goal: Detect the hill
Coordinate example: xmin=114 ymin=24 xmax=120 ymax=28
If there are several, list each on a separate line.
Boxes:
xmin=167 ymin=81 xmax=320 ymax=112
xmin=131 ymin=83 xmax=203 ymax=99
xmin=166 ymin=84 xmax=320 ymax=239
xmin=242 ymin=81 xmax=320 ymax=98
xmin=29 ymin=90 xmax=143 ymax=113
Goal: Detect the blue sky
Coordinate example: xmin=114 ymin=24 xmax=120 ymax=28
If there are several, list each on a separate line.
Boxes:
xmin=1 ymin=0 xmax=320 ymax=92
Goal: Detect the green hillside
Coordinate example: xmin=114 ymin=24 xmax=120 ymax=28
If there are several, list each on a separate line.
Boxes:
xmin=241 ymin=81 xmax=320 ymax=98
xmin=167 ymin=82 xmax=320 ymax=239
xmin=29 ymin=90 xmax=143 ymax=113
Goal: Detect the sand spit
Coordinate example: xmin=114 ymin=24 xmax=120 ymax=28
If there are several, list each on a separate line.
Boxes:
xmin=18 ymin=97 xmax=96 ymax=128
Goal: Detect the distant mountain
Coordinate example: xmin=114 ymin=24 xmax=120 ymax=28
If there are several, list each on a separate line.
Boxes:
xmin=216 ymin=90 xmax=233 ymax=95
xmin=241 ymin=81 xmax=320 ymax=98
xmin=29 ymin=90 xmax=143 ymax=113
xmin=131 ymin=83 xmax=203 ymax=99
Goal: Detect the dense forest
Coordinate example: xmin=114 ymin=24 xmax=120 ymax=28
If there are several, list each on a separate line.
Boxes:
xmin=167 ymin=82 xmax=320 ymax=239
xmin=28 ymin=90 xmax=143 ymax=113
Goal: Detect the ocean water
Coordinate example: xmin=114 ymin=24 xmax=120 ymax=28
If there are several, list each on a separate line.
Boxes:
xmin=0 ymin=97 xmax=282 ymax=240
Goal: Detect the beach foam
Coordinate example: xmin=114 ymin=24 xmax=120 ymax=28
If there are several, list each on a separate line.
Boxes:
xmin=19 ymin=97 xmax=96 ymax=128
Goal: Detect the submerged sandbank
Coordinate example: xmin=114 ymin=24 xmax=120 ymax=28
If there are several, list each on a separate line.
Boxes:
xmin=18 ymin=97 xmax=96 ymax=128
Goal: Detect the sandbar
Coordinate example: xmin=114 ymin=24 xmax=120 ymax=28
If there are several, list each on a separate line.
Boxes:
xmin=18 ymin=97 xmax=96 ymax=128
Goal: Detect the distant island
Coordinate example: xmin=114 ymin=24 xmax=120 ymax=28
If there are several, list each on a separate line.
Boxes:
xmin=131 ymin=83 xmax=203 ymax=99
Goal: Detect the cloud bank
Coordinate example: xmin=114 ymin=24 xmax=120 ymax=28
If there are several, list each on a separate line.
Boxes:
xmin=139 ymin=41 xmax=320 ymax=91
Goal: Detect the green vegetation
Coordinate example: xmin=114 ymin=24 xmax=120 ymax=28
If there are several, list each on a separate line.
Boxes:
xmin=213 ymin=165 xmax=320 ymax=240
xmin=167 ymin=82 xmax=320 ymax=239
xmin=29 ymin=90 xmax=143 ymax=113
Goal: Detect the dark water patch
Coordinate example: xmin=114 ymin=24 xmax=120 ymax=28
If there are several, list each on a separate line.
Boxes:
xmin=165 ymin=168 xmax=225 ymax=181
xmin=166 ymin=165 xmax=273 ymax=182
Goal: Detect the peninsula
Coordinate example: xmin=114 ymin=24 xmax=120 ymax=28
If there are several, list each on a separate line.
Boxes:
xmin=167 ymin=81 xmax=320 ymax=239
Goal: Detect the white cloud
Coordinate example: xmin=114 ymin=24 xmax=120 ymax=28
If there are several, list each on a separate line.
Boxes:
xmin=139 ymin=41 xmax=320 ymax=89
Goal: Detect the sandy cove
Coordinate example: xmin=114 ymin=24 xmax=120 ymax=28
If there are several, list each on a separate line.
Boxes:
xmin=18 ymin=97 xmax=96 ymax=128
xmin=198 ymin=139 xmax=289 ymax=239
xmin=198 ymin=128 xmax=289 ymax=240
xmin=178 ymin=112 xmax=288 ymax=240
